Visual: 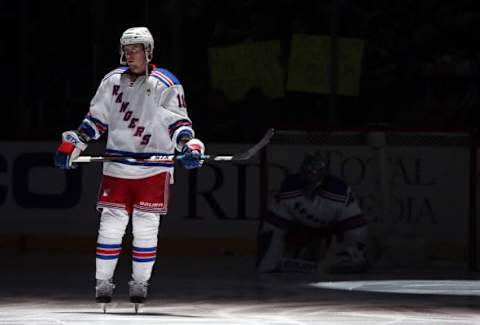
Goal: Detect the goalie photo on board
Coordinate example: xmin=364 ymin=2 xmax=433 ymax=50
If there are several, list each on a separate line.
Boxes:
xmin=256 ymin=151 xmax=370 ymax=274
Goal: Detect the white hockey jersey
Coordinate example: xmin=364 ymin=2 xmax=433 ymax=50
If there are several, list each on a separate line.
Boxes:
xmin=79 ymin=66 xmax=194 ymax=181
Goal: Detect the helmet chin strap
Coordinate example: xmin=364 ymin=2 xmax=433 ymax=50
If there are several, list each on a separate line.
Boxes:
xmin=145 ymin=52 xmax=151 ymax=94
xmin=145 ymin=55 xmax=148 ymax=79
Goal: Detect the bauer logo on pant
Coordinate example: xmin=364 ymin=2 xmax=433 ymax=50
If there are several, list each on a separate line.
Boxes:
xmin=139 ymin=201 xmax=163 ymax=208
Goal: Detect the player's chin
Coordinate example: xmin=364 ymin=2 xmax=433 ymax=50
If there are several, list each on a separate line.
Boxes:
xmin=128 ymin=64 xmax=145 ymax=74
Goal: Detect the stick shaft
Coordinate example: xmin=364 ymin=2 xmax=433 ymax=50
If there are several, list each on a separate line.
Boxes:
xmin=72 ymin=128 xmax=274 ymax=164
xmin=72 ymin=154 xmax=207 ymax=163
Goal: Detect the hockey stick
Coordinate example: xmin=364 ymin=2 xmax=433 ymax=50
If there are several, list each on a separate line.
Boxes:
xmin=72 ymin=128 xmax=275 ymax=163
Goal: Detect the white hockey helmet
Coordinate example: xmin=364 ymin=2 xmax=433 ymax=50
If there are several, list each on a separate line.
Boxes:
xmin=119 ymin=27 xmax=154 ymax=64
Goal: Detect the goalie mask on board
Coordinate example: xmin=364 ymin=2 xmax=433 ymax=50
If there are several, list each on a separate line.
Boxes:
xmin=300 ymin=151 xmax=327 ymax=185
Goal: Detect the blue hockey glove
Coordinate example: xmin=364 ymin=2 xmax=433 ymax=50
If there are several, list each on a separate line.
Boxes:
xmin=54 ymin=131 xmax=88 ymax=169
xmin=180 ymin=138 xmax=205 ymax=170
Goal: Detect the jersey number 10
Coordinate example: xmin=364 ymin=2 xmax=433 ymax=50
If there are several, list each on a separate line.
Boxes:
xmin=177 ymin=94 xmax=187 ymax=108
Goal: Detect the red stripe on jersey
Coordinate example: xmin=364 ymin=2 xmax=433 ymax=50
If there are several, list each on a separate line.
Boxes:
xmin=151 ymin=71 xmax=173 ymax=86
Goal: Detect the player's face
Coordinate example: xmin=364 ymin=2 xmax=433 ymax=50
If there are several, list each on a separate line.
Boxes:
xmin=124 ymin=44 xmax=146 ymax=74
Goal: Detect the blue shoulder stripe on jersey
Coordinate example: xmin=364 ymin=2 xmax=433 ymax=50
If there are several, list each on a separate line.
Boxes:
xmin=154 ymin=68 xmax=180 ymax=85
xmin=150 ymin=75 xmax=171 ymax=88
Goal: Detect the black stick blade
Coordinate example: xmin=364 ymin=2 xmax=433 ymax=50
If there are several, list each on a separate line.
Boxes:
xmin=230 ymin=128 xmax=275 ymax=161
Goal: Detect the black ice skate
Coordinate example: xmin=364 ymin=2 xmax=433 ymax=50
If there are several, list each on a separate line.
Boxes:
xmin=95 ymin=279 xmax=115 ymax=312
xmin=128 ymin=280 xmax=148 ymax=313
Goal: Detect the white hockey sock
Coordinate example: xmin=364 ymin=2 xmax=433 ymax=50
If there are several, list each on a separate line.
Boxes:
xmin=96 ymin=243 xmax=122 ymax=280
xmin=132 ymin=244 xmax=157 ymax=282
xmin=131 ymin=211 xmax=160 ymax=282
xmin=96 ymin=207 xmax=129 ymax=280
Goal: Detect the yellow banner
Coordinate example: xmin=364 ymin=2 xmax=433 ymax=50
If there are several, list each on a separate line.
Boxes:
xmin=286 ymin=34 xmax=364 ymax=96
xmin=208 ymin=41 xmax=284 ymax=101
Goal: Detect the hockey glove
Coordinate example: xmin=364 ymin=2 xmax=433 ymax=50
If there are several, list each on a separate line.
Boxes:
xmin=180 ymin=138 xmax=205 ymax=170
xmin=54 ymin=131 xmax=88 ymax=169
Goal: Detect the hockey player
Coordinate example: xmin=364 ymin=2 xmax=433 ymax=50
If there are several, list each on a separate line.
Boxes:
xmin=256 ymin=151 xmax=369 ymax=274
xmin=54 ymin=27 xmax=205 ymax=311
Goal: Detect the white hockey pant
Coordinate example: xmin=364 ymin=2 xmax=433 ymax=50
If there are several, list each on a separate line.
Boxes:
xmin=96 ymin=207 xmax=161 ymax=282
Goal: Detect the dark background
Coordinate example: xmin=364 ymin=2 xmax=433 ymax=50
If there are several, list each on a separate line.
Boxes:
xmin=2 ymin=0 xmax=479 ymax=143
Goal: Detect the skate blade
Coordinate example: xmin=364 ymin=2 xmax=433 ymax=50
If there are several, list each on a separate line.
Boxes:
xmin=134 ymin=303 xmax=143 ymax=314
xmin=100 ymin=303 xmax=108 ymax=313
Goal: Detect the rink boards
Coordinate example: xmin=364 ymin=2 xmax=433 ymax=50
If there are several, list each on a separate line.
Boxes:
xmin=0 ymin=140 xmax=476 ymax=264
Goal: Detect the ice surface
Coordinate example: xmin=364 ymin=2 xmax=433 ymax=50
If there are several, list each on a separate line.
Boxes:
xmin=1 ymin=254 xmax=480 ymax=324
